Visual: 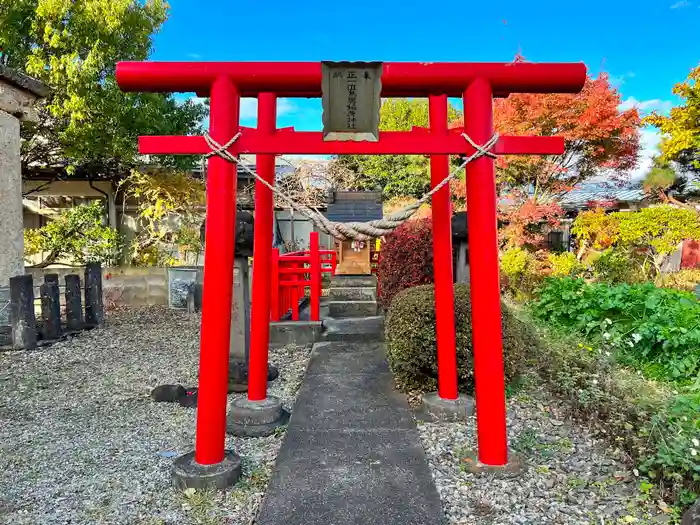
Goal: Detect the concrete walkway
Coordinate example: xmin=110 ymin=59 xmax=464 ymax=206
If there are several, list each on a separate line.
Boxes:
xmin=257 ymin=320 xmax=443 ymax=525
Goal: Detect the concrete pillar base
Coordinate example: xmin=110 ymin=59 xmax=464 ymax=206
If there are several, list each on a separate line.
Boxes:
xmin=457 ymin=450 xmax=527 ymax=478
xmin=228 ymin=359 xmax=279 ymax=393
xmin=172 ymin=450 xmax=242 ymax=490
xmin=420 ymin=392 xmax=475 ymax=422
xmin=226 ymin=396 xmax=290 ymax=437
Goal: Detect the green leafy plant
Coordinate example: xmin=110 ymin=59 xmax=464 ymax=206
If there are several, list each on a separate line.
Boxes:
xmin=639 ymin=393 xmax=700 ymax=494
xmin=385 ymin=283 xmax=532 ymax=392
xmin=532 ymin=277 xmax=700 ymax=383
xmin=24 ymin=201 xmax=122 ymax=267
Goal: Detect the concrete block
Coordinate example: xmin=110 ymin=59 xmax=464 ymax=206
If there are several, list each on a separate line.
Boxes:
xmin=329 ymin=286 xmax=376 ymax=301
xmin=330 ymin=274 xmax=377 ymax=288
xmin=269 ymin=321 xmax=322 ymax=348
xmin=172 ymin=450 xmax=241 ymax=490
xmin=328 ymin=300 xmax=378 ymax=318
xmin=322 ymin=316 xmax=385 ymax=342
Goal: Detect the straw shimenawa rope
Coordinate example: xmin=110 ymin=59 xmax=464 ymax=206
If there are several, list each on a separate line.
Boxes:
xmin=203 ymin=131 xmax=499 ymax=241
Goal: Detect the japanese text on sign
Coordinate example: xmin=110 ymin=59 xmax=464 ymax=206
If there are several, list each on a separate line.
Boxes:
xmin=322 ymin=62 xmax=382 ymax=142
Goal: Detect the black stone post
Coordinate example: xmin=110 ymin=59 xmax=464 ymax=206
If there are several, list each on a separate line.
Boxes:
xmin=65 ymin=274 xmax=83 ymax=332
xmin=44 ymin=273 xmax=59 ymax=286
xmin=40 ymin=281 xmax=61 ymax=340
xmin=10 ymin=275 xmax=37 ymax=349
xmin=84 ymin=263 xmax=104 ymax=327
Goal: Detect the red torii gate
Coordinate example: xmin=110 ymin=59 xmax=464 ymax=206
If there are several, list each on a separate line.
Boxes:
xmin=116 ymin=61 xmax=586 ymax=474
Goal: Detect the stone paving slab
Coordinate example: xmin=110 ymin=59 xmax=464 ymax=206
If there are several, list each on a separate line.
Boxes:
xmin=256 ymin=337 xmax=444 ymax=525
xmin=258 ymin=429 xmax=442 ymax=525
xmin=305 ymin=342 xmax=389 ymax=376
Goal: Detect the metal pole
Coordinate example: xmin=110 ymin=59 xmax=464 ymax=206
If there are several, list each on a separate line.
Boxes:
xmin=428 ymin=94 xmax=458 ymax=400
xmin=309 ymin=232 xmax=321 ymax=322
xmin=194 ymin=75 xmax=240 ymax=466
xmin=248 ymin=93 xmax=277 ymax=402
xmin=463 ymin=78 xmax=508 ymax=466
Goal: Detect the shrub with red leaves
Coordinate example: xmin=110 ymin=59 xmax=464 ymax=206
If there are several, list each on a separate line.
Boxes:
xmin=378 ymin=218 xmax=434 ymax=308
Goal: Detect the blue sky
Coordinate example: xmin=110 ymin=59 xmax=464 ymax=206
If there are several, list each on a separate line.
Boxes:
xmin=154 ymin=0 xmax=699 ymax=179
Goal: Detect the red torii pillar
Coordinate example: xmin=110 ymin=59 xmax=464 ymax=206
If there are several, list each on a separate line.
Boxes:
xmin=116 ymin=61 xmax=586 ymax=481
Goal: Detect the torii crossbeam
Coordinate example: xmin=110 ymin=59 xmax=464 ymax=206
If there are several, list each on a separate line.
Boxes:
xmin=116 ymin=60 xmax=586 ymax=486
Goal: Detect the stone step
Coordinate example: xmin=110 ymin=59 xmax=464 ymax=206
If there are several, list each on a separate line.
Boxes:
xmin=330 ymin=275 xmax=378 ymax=288
xmin=322 ymin=316 xmax=385 ymax=342
xmin=328 ymin=286 xmax=377 ymax=301
xmin=327 ymin=300 xmax=378 ymax=318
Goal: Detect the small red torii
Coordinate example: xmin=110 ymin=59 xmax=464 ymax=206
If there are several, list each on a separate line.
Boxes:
xmin=116 ymin=60 xmax=586 ymax=473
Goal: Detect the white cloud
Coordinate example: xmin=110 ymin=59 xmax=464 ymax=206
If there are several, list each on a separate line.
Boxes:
xmin=630 ymin=127 xmax=663 ymax=180
xmin=186 ymin=53 xmax=202 ymax=59
xmin=671 ymin=0 xmax=691 ymax=7
xmin=619 ymin=96 xmax=673 ymax=116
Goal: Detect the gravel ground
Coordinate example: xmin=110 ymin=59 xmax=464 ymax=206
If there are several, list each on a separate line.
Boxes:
xmin=417 ymin=387 xmax=671 ymax=525
xmin=0 ymin=307 xmax=311 ymax=525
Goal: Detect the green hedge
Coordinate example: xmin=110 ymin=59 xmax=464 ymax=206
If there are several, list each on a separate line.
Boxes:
xmin=385 ymin=283 xmax=532 ymax=393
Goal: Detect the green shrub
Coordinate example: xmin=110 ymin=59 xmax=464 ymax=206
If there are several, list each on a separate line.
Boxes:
xmin=548 ymin=251 xmax=579 ymax=277
xmin=501 ymin=246 xmax=531 ymax=278
xmin=385 ymin=283 xmax=532 ymax=392
xmin=591 ymin=248 xmax=642 ymax=283
xmin=657 ymin=268 xmax=700 ymax=292
xmin=517 ymin=312 xmax=697 ymax=505
xmin=500 ymin=247 xmax=543 ymax=300
xmin=532 ymin=277 xmax=700 ymax=383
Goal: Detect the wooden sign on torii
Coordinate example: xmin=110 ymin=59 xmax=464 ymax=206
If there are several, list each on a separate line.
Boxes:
xmin=116 ymin=60 xmax=586 ymax=486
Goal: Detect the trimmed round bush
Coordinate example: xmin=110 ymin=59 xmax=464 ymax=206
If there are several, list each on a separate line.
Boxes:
xmin=385 ymin=283 xmax=531 ymax=393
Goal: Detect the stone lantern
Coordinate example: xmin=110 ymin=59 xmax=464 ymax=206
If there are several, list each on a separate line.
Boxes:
xmin=0 ymin=65 xmax=50 ymax=287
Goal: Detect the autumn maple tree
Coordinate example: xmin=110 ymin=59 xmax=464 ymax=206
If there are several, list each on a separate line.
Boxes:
xmin=450 ymin=67 xmax=641 ymax=248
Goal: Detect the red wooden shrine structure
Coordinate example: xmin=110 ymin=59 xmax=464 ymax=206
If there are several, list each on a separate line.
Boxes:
xmin=116 ymin=60 xmax=586 ymax=469
xmin=270 ymin=231 xmax=337 ymax=323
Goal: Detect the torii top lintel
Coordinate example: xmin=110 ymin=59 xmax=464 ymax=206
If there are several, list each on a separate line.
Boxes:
xmin=116 ymin=61 xmax=587 ymax=156
xmin=115 ymin=61 xmax=586 ymax=98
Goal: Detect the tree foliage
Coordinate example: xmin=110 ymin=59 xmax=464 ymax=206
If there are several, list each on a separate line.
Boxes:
xmin=498 ymin=199 xmax=563 ymax=250
xmin=572 ymin=205 xmax=700 ymax=273
xmin=642 ymin=157 xmax=698 ymax=214
xmin=448 ymin=71 xmax=641 ymax=202
xmin=24 ymin=201 xmax=122 ymax=267
xmin=336 ymin=99 xmax=461 ymax=199
xmin=117 ymin=169 xmax=205 ymax=266
xmin=0 ymin=0 xmax=206 ymax=172
xmin=571 ymin=208 xmax=621 ymax=251
xmin=645 ymin=64 xmax=700 ymax=173
xmin=616 ymin=206 xmax=700 ymax=272
xmin=493 ymin=72 xmax=641 ymax=196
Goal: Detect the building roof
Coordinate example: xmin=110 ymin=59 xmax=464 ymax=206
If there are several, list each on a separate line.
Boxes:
xmin=326 ymin=191 xmax=383 ymax=222
xmin=557 ymin=187 xmax=646 ymax=209
xmin=0 ymin=65 xmax=50 ymax=98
